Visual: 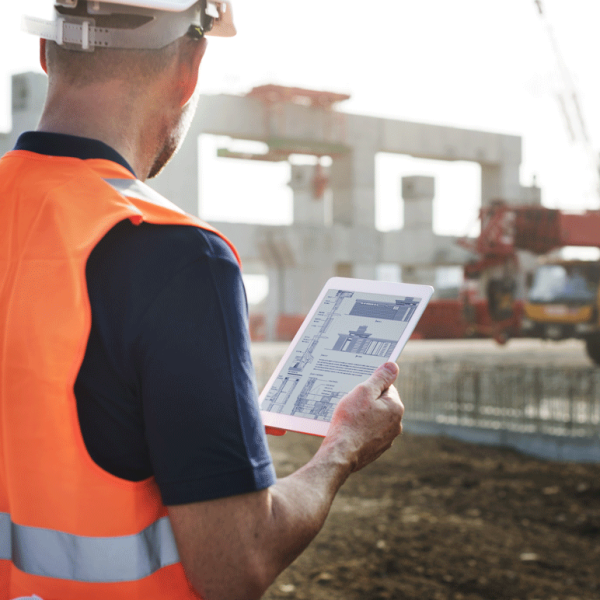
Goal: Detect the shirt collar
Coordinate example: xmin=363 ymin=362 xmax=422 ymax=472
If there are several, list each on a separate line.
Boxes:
xmin=14 ymin=131 xmax=137 ymax=178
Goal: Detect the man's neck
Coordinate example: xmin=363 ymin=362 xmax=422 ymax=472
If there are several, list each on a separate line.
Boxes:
xmin=37 ymin=82 xmax=167 ymax=181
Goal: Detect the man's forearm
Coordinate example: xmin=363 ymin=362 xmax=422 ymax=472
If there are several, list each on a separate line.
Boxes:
xmin=169 ymin=364 xmax=403 ymax=600
xmin=257 ymin=437 xmax=356 ymax=584
xmin=169 ymin=441 xmax=354 ymax=600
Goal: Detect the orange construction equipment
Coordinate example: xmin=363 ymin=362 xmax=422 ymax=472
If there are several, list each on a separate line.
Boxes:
xmin=413 ymin=201 xmax=600 ymax=350
xmin=457 ymin=201 xmax=600 ymax=360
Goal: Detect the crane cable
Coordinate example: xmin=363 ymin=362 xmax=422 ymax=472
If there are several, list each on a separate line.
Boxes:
xmin=534 ymin=0 xmax=600 ymax=199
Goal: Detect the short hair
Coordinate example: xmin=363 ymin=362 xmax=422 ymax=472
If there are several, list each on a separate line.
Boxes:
xmin=45 ymin=3 xmax=196 ymax=87
xmin=45 ymin=40 xmax=181 ymax=87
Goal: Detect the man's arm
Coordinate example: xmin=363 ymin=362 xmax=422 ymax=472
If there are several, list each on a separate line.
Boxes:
xmin=168 ymin=362 xmax=403 ymax=600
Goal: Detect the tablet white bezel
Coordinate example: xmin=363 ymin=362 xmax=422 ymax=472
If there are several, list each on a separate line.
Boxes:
xmin=259 ymin=277 xmax=434 ymax=437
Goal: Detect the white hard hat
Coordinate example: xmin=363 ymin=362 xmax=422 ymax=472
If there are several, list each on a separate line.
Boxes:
xmin=22 ymin=0 xmax=235 ymax=52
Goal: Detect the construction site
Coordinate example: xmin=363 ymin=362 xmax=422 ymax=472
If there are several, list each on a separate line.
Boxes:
xmin=1 ymin=1 xmax=599 ymax=593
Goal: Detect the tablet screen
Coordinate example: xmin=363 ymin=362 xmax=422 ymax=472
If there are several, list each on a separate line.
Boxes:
xmin=260 ymin=288 xmax=422 ymax=422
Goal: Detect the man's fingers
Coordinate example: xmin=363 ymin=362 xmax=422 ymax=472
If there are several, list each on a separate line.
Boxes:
xmin=365 ymin=362 xmax=399 ymax=396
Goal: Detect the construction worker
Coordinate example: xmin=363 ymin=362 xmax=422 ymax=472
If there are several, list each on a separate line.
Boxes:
xmin=0 ymin=1 xmax=404 ymax=599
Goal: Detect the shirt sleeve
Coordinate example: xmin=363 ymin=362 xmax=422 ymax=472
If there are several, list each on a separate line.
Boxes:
xmin=131 ymin=229 xmax=276 ymax=505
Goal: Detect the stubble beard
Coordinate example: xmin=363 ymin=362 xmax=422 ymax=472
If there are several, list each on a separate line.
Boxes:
xmin=147 ymin=87 xmax=201 ymax=180
xmin=147 ymin=137 xmax=176 ymax=179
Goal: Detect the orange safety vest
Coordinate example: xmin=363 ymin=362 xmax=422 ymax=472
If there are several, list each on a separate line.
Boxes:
xmin=0 ymin=149 xmax=241 ymax=600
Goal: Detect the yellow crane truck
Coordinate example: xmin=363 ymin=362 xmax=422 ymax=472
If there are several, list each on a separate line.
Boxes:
xmin=460 ymin=202 xmax=600 ymax=364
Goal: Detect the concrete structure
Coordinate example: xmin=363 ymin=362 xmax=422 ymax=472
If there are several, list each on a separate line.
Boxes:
xmin=0 ymin=73 xmax=541 ymax=338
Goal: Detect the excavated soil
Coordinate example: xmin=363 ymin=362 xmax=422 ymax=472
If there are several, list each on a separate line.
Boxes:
xmin=263 ymin=432 xmax=600 ymax=600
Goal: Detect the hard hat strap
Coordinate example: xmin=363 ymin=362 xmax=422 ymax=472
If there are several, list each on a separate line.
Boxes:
xmin=22 ymin=15 xmax=106 ymax=51
xmin=22 ymin=1 xmax=235 ymax=51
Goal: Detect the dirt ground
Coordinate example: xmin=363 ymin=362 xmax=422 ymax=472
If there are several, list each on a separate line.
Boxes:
xmin=263 ymin=432 xmax=600 ymax=600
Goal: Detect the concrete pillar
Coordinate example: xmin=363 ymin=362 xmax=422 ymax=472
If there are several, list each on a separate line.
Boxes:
xmin=330 ymin=146 xmax=376 ymax=229
xmin=353 ymin=263 xmax=378 ymax=280
xmin=401 ymin=175 xmax=436 ymax=287
xmin=278 ymin=224 xmax=335 ymax=315
xmin=330 ymin=153 xmax=353 ymax=226
xmin=257 ymin=229 xmax=293 ymax=340
xmin=335 ymin=262 xmax=353 ymax=278
xmin=481 ymin=163 xmax=523 ymax=207
xmin=331 ymin=262 xmax=377 ymax=281
xmin=263 ymin=266 xmax=280 ymax=338
xmin=402 ymin=175 xmax=434 ymax=235
xmin=520 ymin=184 xmax=542 ymax=206
xmin=402 ymin=265 xmax=437 ymax=286
xmin=0 ymin=73 xmax=47 ymax=155
xmin=264 ymin=263 xmax=332 ymax=339
xmin=289 ymin=164 xmax=327 ymax=225
xmin=259 ymin=224 xmax=338 ymax=339
xmin=283 ymin=265 xmax=332 ymax=311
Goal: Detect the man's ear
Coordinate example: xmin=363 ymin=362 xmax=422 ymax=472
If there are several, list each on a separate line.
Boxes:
xmin=179 ymin=37 xmax=208 ymax=107
xmin=40 ymin=39 xmax=48 ymax=74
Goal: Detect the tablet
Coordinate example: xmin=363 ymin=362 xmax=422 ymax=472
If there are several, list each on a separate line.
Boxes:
xmin=259 ymin=277 xmax=434 ymax=437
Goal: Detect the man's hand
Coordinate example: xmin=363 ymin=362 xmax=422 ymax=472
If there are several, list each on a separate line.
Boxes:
xmin=321 ymin=361 xmax=404 ymax=473
xmin=169 ymin=362 xmax=403 ymax=600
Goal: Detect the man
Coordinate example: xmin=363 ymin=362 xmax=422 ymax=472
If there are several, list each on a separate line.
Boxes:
xmin=0 ymin=2 xmax=404 ymax=599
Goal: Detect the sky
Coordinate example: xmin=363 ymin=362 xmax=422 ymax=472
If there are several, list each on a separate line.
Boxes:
xmin=2 ymin=0 xmax=600 ymax=242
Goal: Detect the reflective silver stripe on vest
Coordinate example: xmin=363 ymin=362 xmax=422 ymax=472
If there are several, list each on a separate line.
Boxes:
xmin=0 ymin=512 xmax=180 ymax=582
xmin=105 ymin=178 xmax=186 ymax=214
xmin=0 ymin=512 xmax=10 ymax=560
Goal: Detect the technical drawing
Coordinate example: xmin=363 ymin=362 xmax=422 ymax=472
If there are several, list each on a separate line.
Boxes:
xmin=262 ymin=290 xmax=418 ymax=420
xmin=289 ymin=377 xmax=345 ymax=420
xmin=332 ymin=325 xmax=395 ymax=358
xmin=262 ymin=376 xmax=300 ymax=412
xmin=288 ymin=290 xmax=354 ymax=374
xmin=349 ymin=297 xmax=419 ymax=322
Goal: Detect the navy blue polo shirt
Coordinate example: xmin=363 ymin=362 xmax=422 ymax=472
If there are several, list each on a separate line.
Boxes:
xmin=14 ymin=132 xmax=276 ymax=506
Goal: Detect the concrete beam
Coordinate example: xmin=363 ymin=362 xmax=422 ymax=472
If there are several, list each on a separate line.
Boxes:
xmin=152 ymin=92 xmax=530 ymax=221
xmin=182 ymin=94 xmax=522 ymax=166
xmin=380 ymin=118 xmax=521 ymax=165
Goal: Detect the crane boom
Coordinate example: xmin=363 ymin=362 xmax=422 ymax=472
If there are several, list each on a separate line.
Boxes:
xmin=534 ymin=0 xmax=600 ymax=199
xmin=459 ymin=202 xmax=600 ymax=275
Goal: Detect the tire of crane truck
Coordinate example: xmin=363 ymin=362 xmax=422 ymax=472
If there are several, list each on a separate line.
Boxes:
xmin=494 ymin=330 xmax=510 ymax=345
xmin=584 ymin=334 xmax=600 ymax=366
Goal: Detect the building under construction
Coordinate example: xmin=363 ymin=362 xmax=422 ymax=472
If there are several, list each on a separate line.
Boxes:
xmin=0 ymin=72 xmax=542 ymax=340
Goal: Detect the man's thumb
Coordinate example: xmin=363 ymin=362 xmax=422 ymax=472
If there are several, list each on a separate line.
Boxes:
xmin=369 ymin=362 xmax=399 ymax=391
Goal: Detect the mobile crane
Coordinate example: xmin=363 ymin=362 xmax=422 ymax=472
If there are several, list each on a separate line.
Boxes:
xmin=459 ymin=201 xmax=600 ymax=364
